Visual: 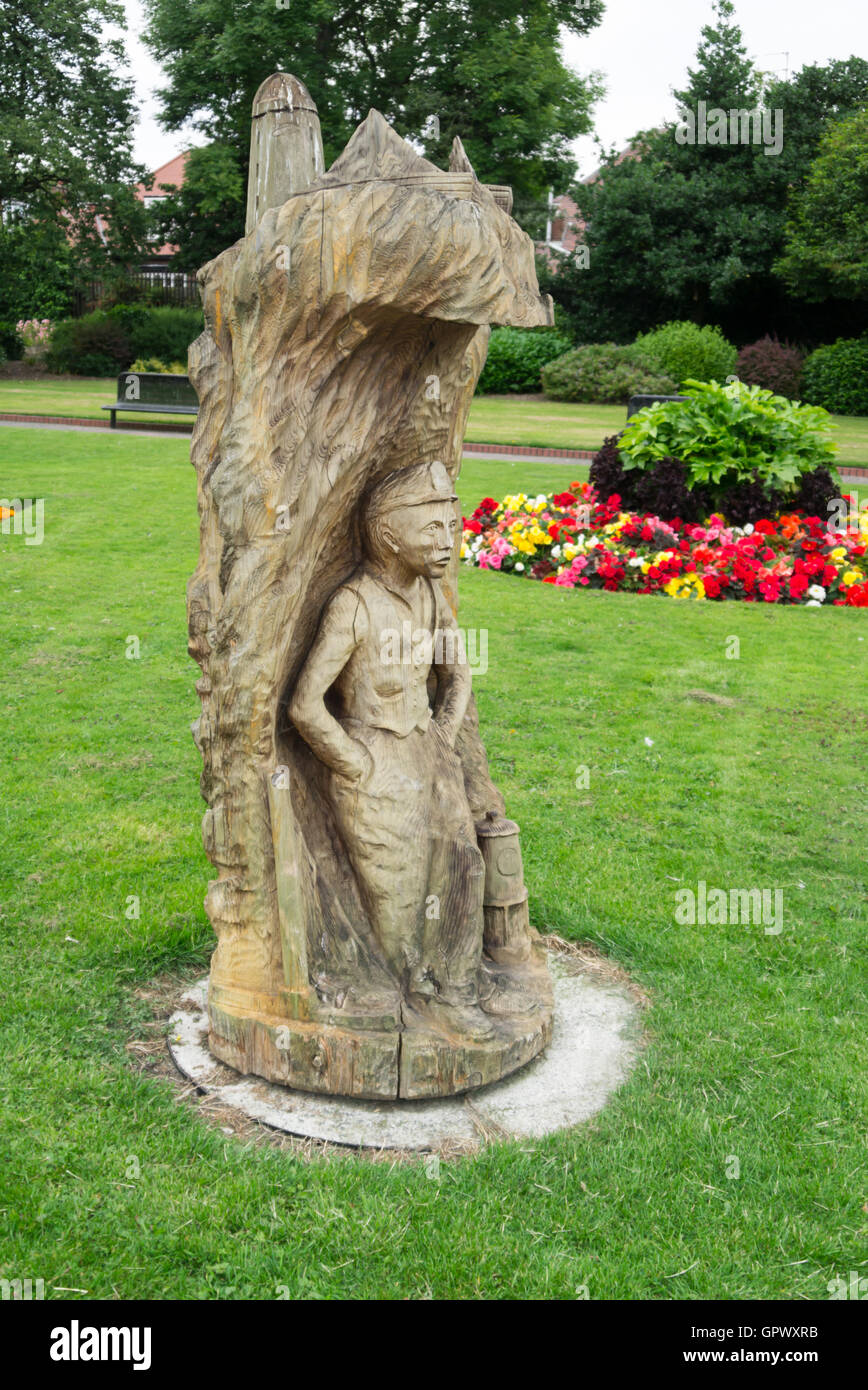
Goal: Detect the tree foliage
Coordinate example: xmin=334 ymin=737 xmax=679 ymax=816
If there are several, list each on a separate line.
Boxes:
xmin=543 ymin=1 xmax=868 ymax=345
xmin=775 ymin=108 xmax=868 ymax=303
xmin=152 ymin=144 xmax=246 ymax=270
xmin=142 ymin=0 xmax=605 ymax=249
xmin=0 ymin=0 xmax=148 ymax=317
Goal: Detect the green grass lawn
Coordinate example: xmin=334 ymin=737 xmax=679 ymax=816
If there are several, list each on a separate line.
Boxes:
xmin=1 ymin=427 xmax=865 ymax=1300
xmin=0 ymin=375 xmax=194 ymax=430
xmin=466 ymin=394 xmax=625 ymax=450
xmin=4 ymin=377 xmax=867 ymax=471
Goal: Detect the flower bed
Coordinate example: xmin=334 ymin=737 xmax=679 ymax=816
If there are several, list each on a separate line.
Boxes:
xmin=461 ymin=483 xmax=868 ymax=606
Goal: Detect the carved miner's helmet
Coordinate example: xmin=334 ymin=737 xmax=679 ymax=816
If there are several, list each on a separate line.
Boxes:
xmin=365 ymin=461 xmax=458 ymax=522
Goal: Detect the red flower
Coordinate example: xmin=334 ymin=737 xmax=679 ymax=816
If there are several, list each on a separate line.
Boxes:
xmin=788 ymin=573 xmax=809 ymax=600
xmin=464 ymin=519 xmax=482 ymax=534
xmin=553 ymin=492 xmax=577 ymax=508
xmin=755 ymin=520 xmax=776 ymax=536
xmin=759 ymin=576 xmax=781 ymax=603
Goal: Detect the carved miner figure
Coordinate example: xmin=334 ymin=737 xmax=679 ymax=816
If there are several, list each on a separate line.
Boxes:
xmin=290 ymin=461 xmax=496 ymax=1039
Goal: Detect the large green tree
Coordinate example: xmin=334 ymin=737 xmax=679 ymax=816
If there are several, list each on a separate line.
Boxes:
xmin=142 ymin=0 xmax=605 ymax=260
xmin=775 ymin=108 xmax=868 ymax=302
xmin=545 ymin=1 xmax=868 ymax=345
xmin=0 ymin=0 xmax=148 ymax=321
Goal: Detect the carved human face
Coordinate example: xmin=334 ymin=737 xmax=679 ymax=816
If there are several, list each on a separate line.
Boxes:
xmin=386 ymin=501 xmax=457 ymax=578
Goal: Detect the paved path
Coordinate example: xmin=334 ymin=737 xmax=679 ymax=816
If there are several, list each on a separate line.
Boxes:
xmin=2 ymin=414 xmax=866 ymax=482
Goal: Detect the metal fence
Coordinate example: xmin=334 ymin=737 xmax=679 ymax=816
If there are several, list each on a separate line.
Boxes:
xmin=72 ymin=271 xmax=200 ymax=315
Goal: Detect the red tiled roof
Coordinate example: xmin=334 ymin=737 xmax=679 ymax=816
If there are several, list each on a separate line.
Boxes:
xmin=136 ymin=151 xmax=189 ymax=200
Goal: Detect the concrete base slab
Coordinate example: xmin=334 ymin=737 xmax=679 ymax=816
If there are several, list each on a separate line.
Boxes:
xmin=167 ymin=953 xmax=641 ymax=1151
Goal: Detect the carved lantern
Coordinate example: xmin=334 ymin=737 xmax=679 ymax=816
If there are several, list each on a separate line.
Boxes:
xmin=476 ymin=812 xmax=532 ymax=964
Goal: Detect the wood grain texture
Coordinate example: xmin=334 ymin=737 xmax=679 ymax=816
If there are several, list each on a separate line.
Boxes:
xmin=188 ymin=93 xmax=554 ymax=1098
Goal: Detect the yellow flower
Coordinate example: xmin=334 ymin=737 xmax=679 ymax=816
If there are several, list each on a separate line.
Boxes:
xmin=841 ymin=569 xmax=860 ymax=586
xmin=830 ymin=546 xmax=847 ymax=560
xmin=528 ymin=525 xmax=549 ymax=544
xmin=664 ymin=575 xmax=705 ymax=600
xmin=503 ymin=493 xmax=527 ymax=512
xmin=563 ymin=543 xmax=578 ymax=561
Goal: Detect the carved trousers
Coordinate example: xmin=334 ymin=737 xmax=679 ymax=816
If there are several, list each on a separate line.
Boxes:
xmin=329 ymin=720 xmax=485 ymax=1000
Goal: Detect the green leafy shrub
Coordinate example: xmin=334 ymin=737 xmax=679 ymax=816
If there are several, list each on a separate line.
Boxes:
xmin=541 ymin=342 xmax=677 ymax=403
xmin=734 ymin=336 xmax=804 ymax=400
xmin=802 ymin=336 xmax=868 ymax=416
xmin=617 ymin=379 xmax=839 ymax=510
xmin=47 ymin=306 xmax=204 ymax=376
xmin=47 ymin=312 xmax=132 ymax=376
xmin=635 ymin=320 xmax=737 ymax=388
xmin=130 ymin=357 xmax=188 ymax=375
xmin=127 ymin=306 xmax=203 ymax=364
xmin=476 ymin=328 xmax=572 ymax=394
xmin=589 ymin=434 xmax=839 ymax=527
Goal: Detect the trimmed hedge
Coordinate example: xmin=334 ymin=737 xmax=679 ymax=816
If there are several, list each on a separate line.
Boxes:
xmin=635 ymin=320 xmax=737 ymax=388
xmin=802 ymin=336 xmax=868 ymax=417
xmin=541 ymin=342 xmax=677 ymax=403
xmin=476 ymin=327 xmax=572 ymax=394
xmin=47 ymin=305 xmax=204 ymax=377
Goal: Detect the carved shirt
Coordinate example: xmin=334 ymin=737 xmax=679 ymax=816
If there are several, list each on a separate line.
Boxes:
xmin=324 ymin=566 xmax=459 ymax=737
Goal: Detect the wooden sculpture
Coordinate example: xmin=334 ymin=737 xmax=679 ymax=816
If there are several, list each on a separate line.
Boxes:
xmin=187 ymin=73 xmax=554 ymax=1099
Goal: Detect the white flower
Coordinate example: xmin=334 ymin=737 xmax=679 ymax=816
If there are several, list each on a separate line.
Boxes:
xmin=514 ymin=562 xmax=525 ymax=572
xmin=743 ymin=522 xmax=754 ymax=535
xmin=807 ymin=584 xmax=826 ymax=601
xmin=805 ymin=599 xmax=821 ymax=607
xmin=644 ymin=737 xmax=654 ymax=747
xmin=551 ymin=545 xmax=562 ymax=559
xmin=628 ymin=556 xmax=644 ymax=568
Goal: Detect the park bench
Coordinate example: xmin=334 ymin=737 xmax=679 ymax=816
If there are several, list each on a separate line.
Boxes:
xmin=102 ymin=372 xmax=199 ymax=428
xmin=626 ymin=393 xmax=686 ymax=419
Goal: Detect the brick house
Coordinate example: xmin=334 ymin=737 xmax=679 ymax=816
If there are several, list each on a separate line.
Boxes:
xmin=135 ymin=152 xmax=189 ymax=270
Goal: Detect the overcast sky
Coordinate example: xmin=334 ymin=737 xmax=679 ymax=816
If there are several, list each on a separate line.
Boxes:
xmin=123 ymin=0 xmax=868 ymax=177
